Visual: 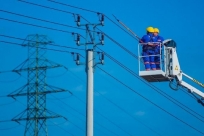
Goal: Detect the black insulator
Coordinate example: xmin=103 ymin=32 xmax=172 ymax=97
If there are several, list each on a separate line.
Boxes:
xmin=77 ymin=15 xmax=80 ymax=22
xmin=101 ymin=33 xmax=104 ymax=45
xmin=101 ymin=14 xmax=104 ymax=22
xmin=77 ymin=34 xmax=80 ymax=41
xmin=77 ymin=34 xmax=80 ymax=45
xmin=101 ymin=52 xmax=104 ymax=60
xmin=101 ymin=33 xmax=104 ymax=40
xmin=101 ymin=14 xmax=104 ymax=25
xmin=76 ymin=53 xmax=80 ymax=65
xmin=76 ymin=53 xmax=80 ymax=61
xmin=77 ymin=15 xmax=80 ymax=26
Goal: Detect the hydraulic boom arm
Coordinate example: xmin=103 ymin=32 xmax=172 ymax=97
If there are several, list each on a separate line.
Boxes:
xmin=164 ymin=39 xmax=204 ymax=105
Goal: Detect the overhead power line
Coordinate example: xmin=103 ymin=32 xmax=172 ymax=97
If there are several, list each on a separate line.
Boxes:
xmin=48 ymin=0 xmax=99 ymax=13
xmin=0 ymin=9 xmax=85 ymax=31
xmin=0 ymin=34 xmax=85 ymax=51
xmin=3 ymin=0 xmax=202 ymax=135
xmin=0 ymin=100 xmax=15 ymax=106
xmin=0 ymin=17 xmax=74 ymax=34
xmin=0 ymin=40 xmax=71 ymax=54
xmin=52 ymin=1 xmax=203 ymax=115
xmin=67 ymin=66 xmax=162 ymax=136
xmin=49 ymin=94 xmax=119 ymax=136
xmin=18 ymin=0 xmax=75 ymax=15
xmin=2 ymin=9 xmax=202 ymax=135
xmin=47 ymin=0 xmax=138 ymax=41
xmin=0 ymin=125 xmax=20 ymax=130
xmin=98 ymin=47 xmax=204 ymax=122
xmin=97 ymin=67 xmax=204 ymax=135
xmin=49 ymin=120 xmax=75 ymax=136
xmin=0 ymin=75 xmax=21 ymax=83
xmin=18 ymin=0 xmax=89 ymax=22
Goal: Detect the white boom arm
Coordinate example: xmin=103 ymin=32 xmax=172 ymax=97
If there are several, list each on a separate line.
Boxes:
xmin=179 ymin=80 xmax=204 ymax=98
xmin=163 ymin=39 xmax=204 ymax=99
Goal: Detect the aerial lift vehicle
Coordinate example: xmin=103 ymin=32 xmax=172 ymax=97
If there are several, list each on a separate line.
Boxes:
xmin=138 ymin=39 xmax=204 ymax=106
xmin=113 ymin=15 xmax=204 ymax=106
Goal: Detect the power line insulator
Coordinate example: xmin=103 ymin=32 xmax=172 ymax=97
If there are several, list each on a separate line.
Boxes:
xmin=101 ymin=52 xmax=104 ymax=65
xmin=101 ymin=14 xmax=104 ymax=26
xmin=77 ymin=15 xmax=80 ymax=26
xmin=97 ymin=13 xmax=104 ymax=26
xmin=101 ymin=33 xmax=104 ymax=45
xmin=76 ymin=53 xmax=80 ymax=65
xmin=76 ymin=34 xmax=80 ymax=45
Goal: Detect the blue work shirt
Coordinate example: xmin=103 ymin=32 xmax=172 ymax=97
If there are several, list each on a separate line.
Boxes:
xmin=139 ymin=33 xmax=153 ymax=43
xmin=154 ymin=35 xmax=164 ymax=43
xmin=139 ymin=33 xmax=154 ymax=51
xmin=154 ymin=35 xmax=164 ymax=53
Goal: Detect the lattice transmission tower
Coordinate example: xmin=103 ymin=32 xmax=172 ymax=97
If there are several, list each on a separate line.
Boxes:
xmin=8 ymin=34 xmax=68 ymax=136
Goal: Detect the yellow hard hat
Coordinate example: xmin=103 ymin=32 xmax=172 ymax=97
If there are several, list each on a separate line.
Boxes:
xmin=154 ymin=28 xmax=159 ymax=33
xmin=146 ymin=26 xmax=154 ymax=33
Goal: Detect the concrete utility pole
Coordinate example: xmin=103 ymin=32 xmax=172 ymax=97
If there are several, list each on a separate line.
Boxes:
xmin=86 ymin=49 xmax=94 ymax=136
xmin=73 ymin=14 xmax=105 ymax=136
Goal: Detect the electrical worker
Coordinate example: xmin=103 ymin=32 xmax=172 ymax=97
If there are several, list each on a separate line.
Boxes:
xmin=153 ymin=28 xmax=164 ymax=70
xmin=139 ymin=26 xmax=156 ymax=71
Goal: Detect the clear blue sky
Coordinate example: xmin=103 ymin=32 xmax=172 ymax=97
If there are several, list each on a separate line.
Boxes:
xmin=1 ymin=0 xmax=204 ymax=136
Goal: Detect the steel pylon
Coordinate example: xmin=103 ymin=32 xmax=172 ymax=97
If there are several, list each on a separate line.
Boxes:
xmin=8 ymin=34 xmax=68 ymax=136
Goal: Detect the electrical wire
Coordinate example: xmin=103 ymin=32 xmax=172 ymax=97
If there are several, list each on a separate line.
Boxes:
xmin=47 ymin=0 xmax=139 ymax=41
xmin=49 ymin=94 xmax=119 ymax=135
xmin=96 ymin=67 xmax=204 ymax=135
xmin=50 ymin=94 xmax=85 ymax=117
xmin=48 ymin=95 xmax=72 ymax=100
xmin=70 ymin=95 xmax=134 ymax=136
xmin=0 ymin=15 xmax=202 ymax=136
xmin=47 ymin=120 xmax=67 ymax=126
xmin=47 ymin=0 xmax=98 ymax=13
xmin=0 ymin=125 xmax=20 ymax=130
xmin=0 ymin=75 xmax=21 ymax=83
xmin=15 ymin=99 xmax=26 ymax=107
xmin=48 ymin=97 xmax=84 ymax=122
xmin=0 ymin=34 xmax=85 ymax=51
xmin=98 ymin=47 xmax=204 ymax=121
xmin=94 ymin=110 xmax=133 ymax=136
xmin=95 ymin=90 xmax=163 ymax=136
xmin=0 ymin=32 xmax=84 ymax=136
xmin=49 ymin=120 xmax=75 ymax=136
xmin=46 ymin=68 xmax=68 ymax=78
xmin=0 ymin=17 xmax=74 ymax=34
xmin=18 ymin=0 xmax=91 ymax=27
xmin=0 ymin=95 xmax=8 ymax=98
xmin=49 ymin=76 xmax=135 ymax=136
xmin=18 ymin=0 xmax=75 ymax=15
xmin=0 ymin=40 xmax=72 ymax=54
xmin=12 ymin=95 xmax=85 ymax=135
xmin=0 ymin=120 xmax=13 ymax=123
xmin=0 ymin=9 xmax=86 ymax=31
xmin=0 ymin=100 xmax=16 ymax=106
xmin=62 ymin=3 xmax=204 ymax=122
xmin=67 ymin=68 xmax=162 ymax=135
xmin=2 ymin=1 xmax=202 ymax=135
xmin=51 ymin=2 xmax=204 ymax=121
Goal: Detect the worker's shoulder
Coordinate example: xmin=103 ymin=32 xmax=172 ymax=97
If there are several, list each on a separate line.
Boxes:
xmin=141 ymin=34 xmax=151 ymax=39
xmin=158 ymin=35 xmax=164 ymax=40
